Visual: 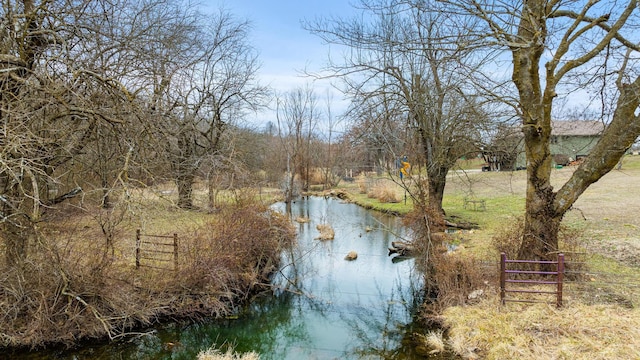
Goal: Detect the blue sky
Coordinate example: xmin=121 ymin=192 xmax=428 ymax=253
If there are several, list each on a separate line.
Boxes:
xmin=221 ymin=1 xmax=353 ymax=87
xmin=204 ymin=1 xmax=356 ymax=129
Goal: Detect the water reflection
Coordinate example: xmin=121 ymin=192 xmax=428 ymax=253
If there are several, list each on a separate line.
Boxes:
xmin=15 ymin=197 xmax=424 ymax=359
xmin=269 ymin=197 xmax=423 ymax=359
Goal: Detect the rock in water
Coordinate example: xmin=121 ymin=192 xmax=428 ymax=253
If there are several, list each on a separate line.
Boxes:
xmin=344 ymin=251 xmax=358 ymax=261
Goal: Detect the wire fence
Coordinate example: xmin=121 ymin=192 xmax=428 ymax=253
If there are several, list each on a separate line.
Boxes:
xmin=564 ymin=267 xmax=640 ymax=308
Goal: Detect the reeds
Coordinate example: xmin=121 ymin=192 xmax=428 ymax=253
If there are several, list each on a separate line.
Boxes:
xmin=367 ymin=181 xmax=401 ymax=203
xmin=198 ymin=347 xmax=260 ymax=360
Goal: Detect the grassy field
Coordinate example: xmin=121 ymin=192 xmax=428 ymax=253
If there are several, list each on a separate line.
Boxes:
xmin=345 ymin=155 xmax=640 ymax=263
xmin=445 ymin=155 xmax=640 ymax=264
xmin=339 ymin=155 xmax=640 ymax=359
xmin=442 ymin=156 xmax=640 ymax=359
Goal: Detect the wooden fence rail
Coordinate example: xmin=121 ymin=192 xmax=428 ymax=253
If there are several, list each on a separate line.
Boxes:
xmin=135 ymin=229 xmax=178 ymax=271
xmin=500 ymin=252 xmax=565 ymax=308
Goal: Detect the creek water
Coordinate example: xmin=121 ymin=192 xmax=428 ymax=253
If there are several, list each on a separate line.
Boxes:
xmin=15 ymin=196 xmax=427 ymax=359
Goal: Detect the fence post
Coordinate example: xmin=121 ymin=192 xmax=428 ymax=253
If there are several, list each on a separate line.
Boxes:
xmin=173 ymin=233 xmax=178 ymax=271
xmin=557 ymin=253 xmax=565 ymax=308
xmin=135 ymin=229 xmax=141 ymax=269
xmin=500 ymin=252 xmax=506 ymax=305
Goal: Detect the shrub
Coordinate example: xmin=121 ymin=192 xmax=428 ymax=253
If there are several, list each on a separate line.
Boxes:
xmin=429 ymin=252 xmax=493 ymax=309
xmin=0 ymin=239 xmax=150 ymax=348
xmin=180 ymin=202 xmax=296 ymax=302
xmin=402 ymin=207 xmax=491 ymax=316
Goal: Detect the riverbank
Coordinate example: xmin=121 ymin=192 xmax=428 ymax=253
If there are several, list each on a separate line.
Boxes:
xmin=323 ymin=158 xmax=640 ymax=359
xmin=0 ymin=196 xmax=295 ymax=352
xmin=9 ymin=196 xmax=423 ymax=359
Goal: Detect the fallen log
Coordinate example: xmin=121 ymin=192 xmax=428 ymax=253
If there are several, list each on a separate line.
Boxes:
xmin=388 ymin=241 xmax=415 ymax=256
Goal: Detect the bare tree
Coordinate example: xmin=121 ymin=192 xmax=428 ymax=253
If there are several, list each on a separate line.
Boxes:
xmin=276 ymin=86 xmax=319 ymax=207
xmin=0 ymin=0 xmax=266 ymax=265
xmin=123 ymin=4 xmax=266 ymax=209
xmin=170 ymin=9 xmax=267 ymax=209
xmin=306 ymin=0 xmax=493 ymax=213
xmin=0 ymin=0 xmax=137 ymax=265
xmin=318 ymin=91 xmax=345 ymax=189
xmin=441 ymin=0 xmax=640 ymax=262
xmin=346 ymin=95 xmax=408 ymax=174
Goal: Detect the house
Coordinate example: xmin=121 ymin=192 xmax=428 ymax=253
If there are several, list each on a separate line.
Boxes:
xmin=516 ymin=120 xmax=605 ymax=168
xmin=484 ymin=120 xmax=605 ymax=171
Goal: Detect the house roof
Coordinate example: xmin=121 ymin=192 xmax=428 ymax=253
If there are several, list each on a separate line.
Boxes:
xmin=552 ymin=120 xmax=605 ymax=136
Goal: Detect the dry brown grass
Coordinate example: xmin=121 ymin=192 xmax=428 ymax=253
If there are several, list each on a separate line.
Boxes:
xmin=356 ymin=173 xmax=369 ymax=194
xmin=306 ymin=167 xmax=338 ymax=187
xmin=443 ymin=299 xmax=640 ymax=360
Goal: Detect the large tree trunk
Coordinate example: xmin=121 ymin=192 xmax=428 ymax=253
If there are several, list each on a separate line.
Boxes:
xmin=518 ymin=206 xmax=561 ymax=263
xmin=519 ymin=119 xmax=559 ymax=261
xmin=176 ymin=172 xmax=195 ymax=209
xmin=512 ymin=1 xmax=640 ymax=262
xmin=426 ymin=167 xmax=447 ymax=214
xmin=511 ymin=0 xmax=557 ymax=261
xmin=174 ymin=127 xmax=198 ymax=209
xmin=418 ymin=120 xmax=450 ymax=215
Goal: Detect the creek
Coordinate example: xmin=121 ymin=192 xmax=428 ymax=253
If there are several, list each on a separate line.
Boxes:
xmin=15 ymin=196 xmax=430 ymax=359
